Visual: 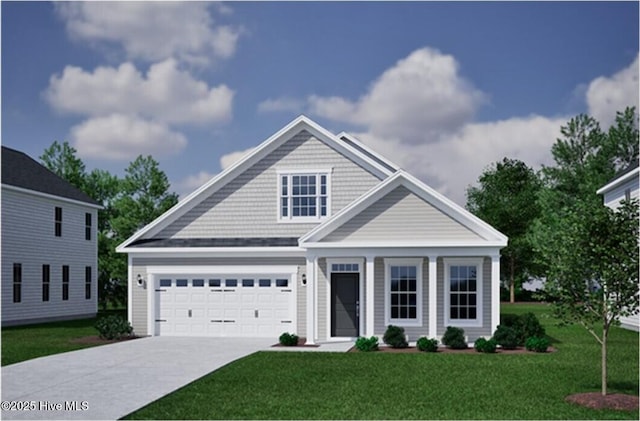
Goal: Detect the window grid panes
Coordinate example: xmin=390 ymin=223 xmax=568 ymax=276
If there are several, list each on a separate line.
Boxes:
xmin=280 ymin=173 xmax=328 ymax=220
xmin=85 ymin=213 xmax=92 ymax=241
xmin=390 ymin=266 xmax=417 ymax=320
xmin=449 ymin=265 xmax=478 ymax=320
xmin=225 ymin=279 xmax=238 ymax=287
xmin=176 ymin=279 xmax=188 ymax=287
xmin=13 ymin=263 xmax=22 ymax=303
xmin=192 ymin=279 xmax=205 ymax=287
xmin=62 ymin=265 xmax=69 ymax=301
xmin=242 ymin=279 xmax=255 ymax=287
xmin=209 ymin=279 xmax=221 ymax=287
xmin=259 ymin=279 xmax=271 ymax=287
xmin=85 ymin=266 xmax=92 ymax=300
xmin=276 ymin=279 xmax=288 ymax=287
xmin=160 ymin=279 xmax=172 ymax=287
xmin=42 ymin=264 xmax=50 ymax=302
xmin=55 ymin=207 xmax=62 ymax=237
xmin=331 ymin=263 xmax=359 ymax=272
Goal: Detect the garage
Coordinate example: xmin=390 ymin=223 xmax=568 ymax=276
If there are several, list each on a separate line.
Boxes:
xmin=154 ymin=276 xmax=295 ymax=337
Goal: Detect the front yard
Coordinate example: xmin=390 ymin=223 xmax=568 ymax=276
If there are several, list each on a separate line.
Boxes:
xmin=125 ymin=304 xmax=639 ymax=420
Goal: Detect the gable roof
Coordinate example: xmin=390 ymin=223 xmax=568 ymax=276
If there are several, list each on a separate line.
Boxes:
xmin=1 ymin=146 xmax=100 ymax=207
xmin=337 ymin=132 xmax=400 ymax=173
xmin=299 ymin=170 xmax=508 ymax=248
xmin=596 ymin=161 xmax=639 ymax=195
xmin=117 ymin=115 xmax=395 ymax=252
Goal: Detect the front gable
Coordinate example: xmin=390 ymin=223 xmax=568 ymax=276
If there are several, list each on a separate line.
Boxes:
xmin=322 ymin=185 xmax=482 ymax=243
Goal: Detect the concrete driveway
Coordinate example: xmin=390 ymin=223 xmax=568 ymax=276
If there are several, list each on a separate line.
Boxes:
xmin=1 ymin=337 xmax=273 ymax=420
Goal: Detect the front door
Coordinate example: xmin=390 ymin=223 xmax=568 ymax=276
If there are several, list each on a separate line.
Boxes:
xmin=331 ymin=273 xmax=359 ymax=337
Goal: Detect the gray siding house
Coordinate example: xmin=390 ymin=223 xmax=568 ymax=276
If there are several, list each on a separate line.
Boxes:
xmin=118 ymin=116 xmax=507 ymax=343
xmin=1 ymin=146 xmax=100 ymax=326
xmin=597 ymin=161 xmax=639 ymax=332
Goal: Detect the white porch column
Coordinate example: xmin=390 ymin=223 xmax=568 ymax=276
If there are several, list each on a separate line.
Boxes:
xmin=365 ymin=255 xmax=375 ymax=337
xmin=428 ymin=255 xmax=438 ymax=338
xmin=305 ymin=255 xmax=317 ymax=345
xmin=491 ymin=254 xmax=501 ymax=334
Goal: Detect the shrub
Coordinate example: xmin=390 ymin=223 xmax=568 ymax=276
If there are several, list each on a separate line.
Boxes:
xmin=500 ymin=313 xmax=521 ymax=328
xmin=278 ymin=332 xmax=299 ymax=346
xmin=493 ymin=325 xmax=519 ymax=349
xmin=442 ymin=326 xmax=467 ymax=349
xmin=519 ymin=312 xmax=546 ymax=342
xmin=383 ymin=325 xmax=408 ymax=348
xmin=416 ymin=337 xmax=438 ymax=352
xmin=355 ymin=336 xmax=379 ymax=352
xmin=95 ymin=315 xmax=133 ymax=340
xmin=525 ymin=336 xmax=550 ymax=353
xmin=474 ymin=337 xmax=497 ymax=353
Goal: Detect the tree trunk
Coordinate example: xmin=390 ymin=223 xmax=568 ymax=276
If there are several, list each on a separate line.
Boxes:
xmin=509 ymin=258 xmax=515 ymax=304
xmin=601 ymin=327 xmax=608 ymax=396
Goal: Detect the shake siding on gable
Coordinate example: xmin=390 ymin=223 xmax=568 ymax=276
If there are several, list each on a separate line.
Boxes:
xmin=323 ymin=186 xmax=481 ymax=242
xmin=157 ymin=131 xmax=381 ymax=239
xmin=1 ymin=188 xmax=97 ymax=325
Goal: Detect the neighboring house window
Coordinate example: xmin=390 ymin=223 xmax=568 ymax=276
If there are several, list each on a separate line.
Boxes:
xmin=278 ymin=171 xmax=330 ymax=221
xmin=625 ymin=188 xmax=631 ymax=202
xmin=62 ymin=265 xmax=70 ymax=301
xmin=444 ymin=258 xmax=483 ymax=327
xmin=42 ymin=264 xmax=50 ymax=302
xmin=13 ymin=263 xmax=22 ymax=303
xmin=55 ymin=207 xmax=62 ymax=237
xmin=85 ymin=266 xmax=92 ymax=300
xmin=384 ymin=258 xmax=422 ymax=326
xmin=85 ymin=213 xmax=92 ymax=241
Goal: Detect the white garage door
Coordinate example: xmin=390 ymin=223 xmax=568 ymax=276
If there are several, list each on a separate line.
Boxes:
xmin=155 ymin=276 xmax=295 ymax=337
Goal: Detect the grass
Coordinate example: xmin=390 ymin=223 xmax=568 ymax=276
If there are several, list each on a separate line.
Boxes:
xmin=125 ymin=303 xmax=639 ymax=420
xmin=1 ymin=309 xmax=126 ymax=366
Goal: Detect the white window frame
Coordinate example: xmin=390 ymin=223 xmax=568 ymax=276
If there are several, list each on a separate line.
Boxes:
xmin=384 ymin=258 xmax=423 ymax=327
xmin=277 ymin=169 xmax=332 ymax=223
xmin=443 ymin=257 xmax=483 ymax=328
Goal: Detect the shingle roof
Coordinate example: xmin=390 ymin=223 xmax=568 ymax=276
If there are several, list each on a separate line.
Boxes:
xmin=1 ymin=146 xmax=100 ymax=206
xmin=128 ymin=237 xmax=300 ymax=248
xmin=608 ymin=160 xmax=640 ymax=183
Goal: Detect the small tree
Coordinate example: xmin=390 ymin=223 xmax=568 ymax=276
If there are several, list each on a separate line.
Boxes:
xmin=542 ymin=199 xmax=639 ymax=395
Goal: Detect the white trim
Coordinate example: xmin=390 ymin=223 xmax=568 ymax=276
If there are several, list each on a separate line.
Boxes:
xmin=443 ymin=257 xmax=484 ymax=328
xmin=597 ymin=166 xmax=639 ymax=195
xmin=428 ymin=255 xmax=438 ymax=338
xmin=2 ymin=183 xmax=103 ymax=209
xmin=116 ymin=115 xmax=393 ymax=252
xmin=306 ymin=255 xmax=317 ymax=344
xmin=277 ymin=170 xmax=332 ymax=223
xmin=127 ymin=255 xmax=133 ymax=326
xmin=146 ymin=265 xmax=298 ymax=275
xmin=147 ymin=273 xmax=155 ymax=336
xmin=300 ymin=171 xmax=508 ymax=246
xmin=301 ymin=246 xmax=504 ymax=258
xmin=491 ymin=255 xmax=501 ymax=334
xmin=337 ymin=132 xmax=400 ymax=172
xmin=365 ymin=255 xmax=375 ymax=337
xmin=303 ymin=240 xmax=508 ymax=248
xmin=326 ymin=258 xmax=365 ymax=339
xmin=384 ymin=258 xmax=423 ymax=327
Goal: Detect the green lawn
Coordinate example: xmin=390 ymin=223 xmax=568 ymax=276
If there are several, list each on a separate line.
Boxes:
xmin=1 ymin=309 xmax=125 ymax=366
xmin=126 ymin=303 xmax=639 ymax=420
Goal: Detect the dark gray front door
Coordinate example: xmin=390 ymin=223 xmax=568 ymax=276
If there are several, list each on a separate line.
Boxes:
xmin=331 ymin=273 xmax=359 ymax=337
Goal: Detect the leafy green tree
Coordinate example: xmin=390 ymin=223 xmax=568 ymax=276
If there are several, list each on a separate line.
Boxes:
xmin=466 ymin=158 xmax=542 ymax=303
xmin=540 ymin=200 xmax=638 ymax=395
xmin=40 ymin=141 xmax=87 ymax=190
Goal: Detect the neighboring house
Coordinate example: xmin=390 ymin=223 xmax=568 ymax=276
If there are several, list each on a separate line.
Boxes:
xmin=596 ymin=160 xmax=640 ymax=332
xmin=1 ymin=146 xmax=101 ymax=326
xmin=117 ymin=116 xmax=507 ymax=343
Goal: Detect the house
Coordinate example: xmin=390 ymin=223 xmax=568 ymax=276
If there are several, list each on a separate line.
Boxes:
xmin=596 ymin=161 xmax=639 ymax=332
xmin=1 ymin=146 xmax=101 ymax=326
xmin=117 ymin=116 xmax=507 ymax=343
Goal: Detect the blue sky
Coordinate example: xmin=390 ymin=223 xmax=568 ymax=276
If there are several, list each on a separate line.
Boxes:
xmin=2 ymin=1 xmax=638 ymax=205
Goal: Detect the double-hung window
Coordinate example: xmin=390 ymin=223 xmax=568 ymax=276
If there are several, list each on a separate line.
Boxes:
xmin=42 ymin=264 xmax=50 ymax=302
xmin=385 ymin=258 xmax=422 ymax=326
xmin=444 ymin=258 xmax=483 ymax=327
xmin=85 ymin=266 xmax=92 ymax=300
xmin=85 ymin=213 xmax=92 ymax=241
xmin=62 ymin=265 xmax=70 ymax=301
xmin=278 ymin=170 xmax=330 ymax=221
xmin=13 ymin=263 xmax=22 ymax=303
xmin=54 ymin=207 xmax=62 ymax=237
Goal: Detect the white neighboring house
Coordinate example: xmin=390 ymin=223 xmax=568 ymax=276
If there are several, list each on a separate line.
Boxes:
xmin=117 ymin=116 xmax=508 ymax=343
xmin=1 ymin=146 xmax=101 ymax=326
xmin=596 ymin=161 xmax=639 ymax=332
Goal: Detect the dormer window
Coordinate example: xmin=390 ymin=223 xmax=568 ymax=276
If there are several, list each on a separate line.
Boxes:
xmin=278 ymin=170 xmax=331 ymax=222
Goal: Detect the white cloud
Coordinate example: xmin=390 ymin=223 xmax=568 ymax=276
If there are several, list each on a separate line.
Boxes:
xmin=55 ymin=2 xmax=242 ymax=65
xmin=586 ymin=54 xmax=639 ymax=128
xmin=175 ymin=171 xmax=217 ymax=199
xmin=220 ymin=147 xmax=255 ymax=170
xmin=70 ymin=114 xmax=187 ymax=161
xmin=45 ymin=59 xmax=234 ymax=125
xmin=258 ymin=97 xmax=305 ymax=113
xmin=308 ymin=47 xmax=486 ymax=143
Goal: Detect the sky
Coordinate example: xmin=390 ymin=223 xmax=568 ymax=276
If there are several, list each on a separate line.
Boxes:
xmin=2 ymin=1 xmax=639 ymax=205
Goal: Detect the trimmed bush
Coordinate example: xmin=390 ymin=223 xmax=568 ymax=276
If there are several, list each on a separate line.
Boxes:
xmin=442 ymin=326 xmax=467 ymax=349
xmin=493 ymin=325 xmax=519 ymax=349
xmin=279 ymin=332 xmax=299 ymax=346
xmin=474 ymin=337 xmax=497 ymax=353
xmin=355 ymin=336 xmax=379 ymax=352
xmin=383 ymin=325 xmax=408 ymax=348
xmin=95 ymin=315 xmax=133 ymax=340
xmin=525 ymin=336 xmax=550 ymax=353
xmin=416 ymin=337 xmax=438 ymax=352
xmin=519 ymin=312 xmax=546 ymax=342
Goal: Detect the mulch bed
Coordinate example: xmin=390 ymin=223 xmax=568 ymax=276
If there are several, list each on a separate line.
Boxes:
xmin=69 ymin=335 xmax=140 ymax=345
xmin=349 ymin=345 xmax=556 ymax=354
xmin=271 ymin=337 xmax=320 ymax=348
xmin=565 ymin=392 xmax=639 ymax=411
